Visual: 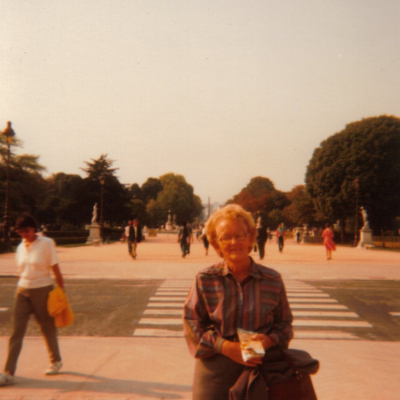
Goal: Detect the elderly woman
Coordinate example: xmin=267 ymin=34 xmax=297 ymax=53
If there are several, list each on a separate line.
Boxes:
xmin=183 ymin=204 xmax=293 ymax=400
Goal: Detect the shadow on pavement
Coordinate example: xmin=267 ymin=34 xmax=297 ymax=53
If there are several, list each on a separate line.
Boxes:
xmin=13 ymin=371 xmax=192 ymax=398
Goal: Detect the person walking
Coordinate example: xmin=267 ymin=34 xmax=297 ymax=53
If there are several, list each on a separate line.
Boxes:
xmin=199 ymin=224 xmax=210 ymax=255
xmin=322 ymin=223 xmax=336 ymax=260
xmin=256 ymin=221 xmax=268 ymax=260
xmin=0 ymin=213 xmax=64 ymax=387
xmin=125 ymin=220 xmax=133 ymax=255
xmin=178 ymin=221 xmax=191 ymax=258
xmin=129 ymin=219 xmax=143 ymax=260
xmin=276 ymin=223 xmax=286 ymax=253
xmin=186 ymin=223 xmax=194 ymax=255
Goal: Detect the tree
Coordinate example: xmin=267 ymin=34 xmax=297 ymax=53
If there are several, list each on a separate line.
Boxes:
xmin=305 ymin=115 xmax=400 ymax=232
xmin=37 ymin=173 xmax=86 ymax=228
xmin=282 ymin=185 xmax=317 ymax=226
xmin=146 ymin=173 xmax=203 ymax=227
xmin=226 ymin=176 xmax=290 ymax=227
xmin=0 ymin=134 xmax=48 ymax=224
xmin=81 ymin=154 xmax=128 ymax=225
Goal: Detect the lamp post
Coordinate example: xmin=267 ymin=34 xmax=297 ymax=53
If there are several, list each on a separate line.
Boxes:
xmin=353 ymin=178 xmax=359 ymax=247
xmin=99 ymin=174 xmax=105 ymax=241
xmin=2 ymin=122 xmax=15 ymax=246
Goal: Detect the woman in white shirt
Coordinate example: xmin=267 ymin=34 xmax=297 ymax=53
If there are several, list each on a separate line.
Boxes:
xmin=0 ymin=213 xmax=64 ymax=386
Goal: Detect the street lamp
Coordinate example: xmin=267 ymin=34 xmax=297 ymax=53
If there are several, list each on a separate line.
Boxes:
xmin=2 ymin=121 xmax=15 ymax=246
xmin=99 ymin=174 xmax=105 ymax=241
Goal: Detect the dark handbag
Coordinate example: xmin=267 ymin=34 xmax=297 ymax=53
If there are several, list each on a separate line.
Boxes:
xmin=266 ymin=373 xmax=317 ymax=400
xmin=260 ymin=347 xmax=318 ymax=400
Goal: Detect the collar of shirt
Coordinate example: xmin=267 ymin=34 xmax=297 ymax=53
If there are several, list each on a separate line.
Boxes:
xmin=204 ymin=257 xmax=263 ymax=280
xmin=23 ymin=234 xmax=40 ymax=249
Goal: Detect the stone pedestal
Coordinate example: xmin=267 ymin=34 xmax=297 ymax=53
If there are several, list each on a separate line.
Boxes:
xmin=358 ymin=227 xmax=375 ymax=248
xmin=87 ymin=224 xmax=102 ymax=244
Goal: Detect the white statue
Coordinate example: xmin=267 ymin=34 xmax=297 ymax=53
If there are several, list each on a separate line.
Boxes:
xmin=91 ymin=203 xmax=98 ymax=224
xmin=361 ymin=206 xmax=370 ymax=229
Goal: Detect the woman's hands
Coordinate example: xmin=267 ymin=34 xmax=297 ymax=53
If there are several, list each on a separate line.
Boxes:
xmin=221 ymin=334 xmax=275 ymax=367
xmin=250 ymin=333 xmax=275 ymax=351
xmin=221 ymin=341 xmax=263 ymax=366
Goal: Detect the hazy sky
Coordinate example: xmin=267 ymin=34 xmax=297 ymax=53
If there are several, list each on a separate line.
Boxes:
xmin=1 ymin=0 xmax=399 ymax=204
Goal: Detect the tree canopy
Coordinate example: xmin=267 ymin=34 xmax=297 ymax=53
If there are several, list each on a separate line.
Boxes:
xmin=305 ymin=115 xmax=400 ymax=232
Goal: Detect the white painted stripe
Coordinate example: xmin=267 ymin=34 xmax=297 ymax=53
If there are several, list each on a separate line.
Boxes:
xmin=293 ymin=311 xmax=359 ymax=318
xmin=144 ymin=309 xmax=182 ymax=315
xmin=133 ymin=328 xmax=184 ymax=337
xmin=0 ymin=308 xmax=8 ymax=312
xmin=293 ymin=320 xmax=372 ymax=328
xmin=288 ymin=293 xmax=330 ymax=298
xmin=294 ymin=331 xmax=360 ymax=340
xmin=287 ymin=290 xmax=325 ymax=293
xmin=290 ymin=304 xmax=348 ymax=310
xmin=149 ymin=296 xmax=186 ymax=301
xmin=156 ymin=289 xmax=189 ymax=292
xmin=390 ymin=312 xmax=400 ymax=317
xmin=139 ymin=318 xmax=182 ymax=325
xmin=147 ymin=303 xmax=183 ymax=308
xmin=289 ymin=298 xmax=338 ymax=303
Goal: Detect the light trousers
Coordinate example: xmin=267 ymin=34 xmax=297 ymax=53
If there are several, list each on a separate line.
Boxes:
xmin=4 ymin=285 xmax=61 ymax=374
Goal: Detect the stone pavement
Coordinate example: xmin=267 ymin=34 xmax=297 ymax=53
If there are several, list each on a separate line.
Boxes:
xmin=0 ymin=234 xmax=399 ymax=399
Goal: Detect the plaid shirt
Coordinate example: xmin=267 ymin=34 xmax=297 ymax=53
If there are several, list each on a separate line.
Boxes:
xmin=183 ymin=259 xmax=293 ymax=358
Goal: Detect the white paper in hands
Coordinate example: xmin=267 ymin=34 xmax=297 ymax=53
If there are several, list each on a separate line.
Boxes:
xmin=237 ymin=328 xmax=265 ymax=362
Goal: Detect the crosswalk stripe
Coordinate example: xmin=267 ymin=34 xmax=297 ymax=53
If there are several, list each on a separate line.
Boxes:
xmin=290 ymin=298 xmax=338 ymax=303
xmin=390 ymin=312 xmax=400 ymax=316
xmin=288 ymin=293 xmax=331 ymax=298
xmin=293 ymin=311 xmax=359 ymax=318
xmin=134 ymin=328 xmax=184 ymax=337
xmin=0 ymin=308 xmax=8 ymax=312
xmin=294 ymin=331 xmax=360 ymax=340
xmin=290 ymin=304 xmax=348 ymax=310
xmin=144 ymin=309 xmax=182 ymax=315
xmin=293 ymin=319 xmax=372 ymax=328
xmin=147 ymin=303 xmax=183 ymax=308
xmin=149 ymin=296 xmax=186 ymax=301
xmin=139 ymin=318 xmax=182 ymax=325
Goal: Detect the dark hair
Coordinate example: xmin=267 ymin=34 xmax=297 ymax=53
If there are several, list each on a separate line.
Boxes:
xmin=325 ymin=223 xmax=330 ymax=228
xmin=15 ymin=213 xmax=38 ymax=231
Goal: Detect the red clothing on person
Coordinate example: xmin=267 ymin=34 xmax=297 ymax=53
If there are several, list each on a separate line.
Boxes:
xmin=322 ymin=228 xmax=336 ymax=251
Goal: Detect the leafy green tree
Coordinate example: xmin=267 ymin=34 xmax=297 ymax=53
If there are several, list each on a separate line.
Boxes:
xmin=146 ymin=173 xmax=202 ymax=227
xmin=37 ymin=173 xmax=86 ymax=228
xmin=305 ymin=115 xmax=400 ymax=232
xmin=140 ymin=178 xmax=163 ymax=204
xmin=0 ymin=133 xmax=48 ymax=225
xmin=282 ymin=185 xmax=317 ymax=226
xmin=80 ymin=154 xmax=128 ymax=225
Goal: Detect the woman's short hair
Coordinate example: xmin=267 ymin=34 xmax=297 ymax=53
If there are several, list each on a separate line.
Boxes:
xmin=205 ymin=204 xmax=256 ymax=257
xmin=15 ymin=213 xmax=38 ymax=231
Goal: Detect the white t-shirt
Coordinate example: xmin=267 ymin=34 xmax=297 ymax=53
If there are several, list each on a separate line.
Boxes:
xmin=15 ymin=235 xmax=59 ymax=289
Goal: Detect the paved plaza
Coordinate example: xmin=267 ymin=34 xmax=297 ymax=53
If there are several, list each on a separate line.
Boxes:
xmin=0 ymin=234 xmax=399 ymax=399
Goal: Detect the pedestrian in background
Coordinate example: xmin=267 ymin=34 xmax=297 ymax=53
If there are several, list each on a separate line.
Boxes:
xmin=186 ymin=223 xmax=194 ymax=255
xmin=199 ymin=224 xmax=209 ymax=255
xmin=276 ymin=223 xmax=286 ymax=253
xmin=178 ymin=221 xmax=191 ymax=258
xmin=129 ymin=219 xmax=143 ymax=259
xmin=322 ymin=223 xmax=336 ymax=260
xmin=0 ymin=213 xmax=64 ymax=387
xmin=256 ymin=220 xmax=268 ymax=260
xmin=125 ymin=220 xmax=133 ymax=255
